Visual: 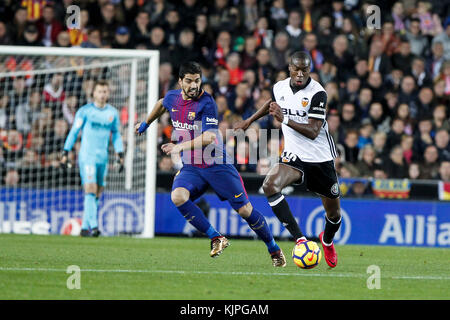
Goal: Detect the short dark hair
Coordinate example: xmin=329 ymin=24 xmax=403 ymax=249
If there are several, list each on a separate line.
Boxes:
xmin=93 ymin=79 xmax=109 ymax=90
xmin=179 ymin=61 xmax=202 ymax=79
xmin=290 ymin=51 xmax=312 ymax=65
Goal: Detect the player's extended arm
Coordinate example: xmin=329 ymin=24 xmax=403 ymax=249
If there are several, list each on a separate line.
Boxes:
xmin=233 ymin=98 xmax=271 ymax=131
xmin=135 ymin=98 xmax=165 ymax=135
xmin=269 ymin=102 xmax=323 ymax=140
xmin=161 ymin=131 xmax=216 ymax=155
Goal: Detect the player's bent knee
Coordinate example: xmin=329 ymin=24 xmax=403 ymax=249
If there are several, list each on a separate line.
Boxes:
xmin=262 ymin=178 xmax=280 ymax=196
xmin=327 ymin=208 xmax=341 ymax=222
xmin=237 ymin=202 xmax=253 ymax=218
xmin=171 ymin=188 xmax=190 ymax=207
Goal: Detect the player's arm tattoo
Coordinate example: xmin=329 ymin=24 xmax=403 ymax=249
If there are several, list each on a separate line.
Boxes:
xmin=145 ymin=98 xmax=166 ymax=124
xmin=286 ymin=118 xmax=324 ymax=140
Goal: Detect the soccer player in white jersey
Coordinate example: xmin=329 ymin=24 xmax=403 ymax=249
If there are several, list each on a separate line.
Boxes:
xmin=234 ymin=51 xmax=341 ymax=268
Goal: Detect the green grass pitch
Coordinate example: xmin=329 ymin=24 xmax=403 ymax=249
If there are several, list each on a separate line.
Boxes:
xmin=0 ymin=234 xmax=448 ymax=300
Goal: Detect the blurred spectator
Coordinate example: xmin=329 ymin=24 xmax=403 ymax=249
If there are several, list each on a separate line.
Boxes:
xmin=148 ymin=26 xmax=170 ymax=63
xmin=385 ymin=145 xmax=408 ymax=179
xmin=228 ymin=81 xmax=254 ymax=120
xmin=256 ymin=157 xmax=271 ymax=176
xmin=357 ymin=119 xmax=373 ymax=149
xmin=342 ymin=129 xmax=359 ymax=164
xmin=62 ymin=94 xmax=78 ymax=125
xmin=4 ymin=169 xmax=20 ymax=186
xmin=207 ymin=0 xmax=239 ymax=34
xmin=367 ymin=39 xmax=392 ymax=76
xmin=411 ymin=57 xmax=432 ymax=88
xmin=327 ymin=111 xmax=344 ymax=145
xmin=368 ymin=102 xmax=390 ymax=133
xmin=15 ymin=89 xmax=42 ymax=134
xmin=0 ymin=21 xmax=12 ymax=45
xmin=253 ymin=47 xmax=275 ymax=90
xmin=408 ymin=162 xmax=423 ymax=180
xmin=391 ymin=1 xmax=406 ymax=33
xmin=385 ymin=118 xmax=406 ymax=151
xmin=112 ymin=26 xmax=133 ymax=49
xmin=11 ymin=7 xmax=28 ymax=43
xmin=421 ymin=144 xmax=440 ymax=179
xmin=400 ymin=134 xmax=414 ymax=165
xmin=339 ymin=102 xmax=359 ymax=132
xmin=130 ymin=10 xmax=151 ymax=46
xmin=432 ymin=104 xmax=450 ymax=131
xmin=356 ymin=144 xmax=376 ymax=178
xmin=163 ymin=9 xmax=182 ymax=50
xmin=17 ymin=23 xmax=43 ymax=46
xmin=372 ymin=131 xmax=388 ymax=163
xmin=432 ymin=17 xmax=450 ymax=60
xmin=226 ymin=52 xmax=244 ymax=86
xmin=435 ymin=129 xmax=450 ymax=161
xmin=427 ymin=41 xmax=445 ymax=80
xmin=43 ymin=72 xmax=65 ymax=104
xmin=285 ymin=10 xmax=303 ymax=52
xmin=36 ymin=4 xmax=63 ymax=47
xmin=301 ymin=32 xmax=324 ymax=72
xmin=391 ymin=39 xmax=415 ymax=74
xmin=413 ymin=117 xmax=434 ymax=160
xmin=269 ymin=0 xmax=288 ymax=31
xmin=395 ymin=103 xmax=414 ymax=135
xmin=438 ymin=161 xmax=450 ymax=182
xmin=405 ymin=18 xmax=429 ymax=57
xmin=97 ymin=2 xmax=118 ymax=43
xmin=372 ymin=21 xmax=401 ymax=58
xmin=3 ymin=129 xmax=23 ymax=165
xmin=330 ymin=34 xmax=354 ymax=84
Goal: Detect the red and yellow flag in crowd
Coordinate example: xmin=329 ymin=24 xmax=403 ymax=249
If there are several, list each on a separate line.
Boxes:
xmin=21 ymin=0 xmax=48 ymax=21
xmin=438 ymin=182 xmax=450 ymax=201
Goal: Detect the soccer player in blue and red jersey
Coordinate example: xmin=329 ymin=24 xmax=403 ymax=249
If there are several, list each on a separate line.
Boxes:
xmin=136 ymin=62 xmax=286 ymax=266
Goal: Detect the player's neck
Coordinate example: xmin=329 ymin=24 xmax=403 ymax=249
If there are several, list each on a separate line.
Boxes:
xmin=290 ymin=77 xmax=311 ymax=94
xmin=93 ymin=101 xmax=107 ymax=108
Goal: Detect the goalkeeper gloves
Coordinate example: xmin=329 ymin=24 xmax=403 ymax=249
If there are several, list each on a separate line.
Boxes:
xmin=116 ymin=152 xmax=124 ymax=173
xmin=60 ymin=150 xmax=72 ymax=169
xmin=138 ymin=122 xmax=149 ymax=134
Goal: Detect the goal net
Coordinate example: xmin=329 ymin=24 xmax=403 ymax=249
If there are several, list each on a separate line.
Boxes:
xmin=0 ymin=46 xmax=159 ymax=237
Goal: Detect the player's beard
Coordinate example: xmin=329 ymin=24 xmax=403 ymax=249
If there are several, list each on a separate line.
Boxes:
xmin=184 ymin=87 xmax=199 ymax=99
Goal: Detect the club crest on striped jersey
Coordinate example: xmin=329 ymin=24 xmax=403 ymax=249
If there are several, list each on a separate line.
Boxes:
xmin=188 ymin=112 xmax=196 ymax=120
xmin=301 ymin=97 xmax=309 ymax=107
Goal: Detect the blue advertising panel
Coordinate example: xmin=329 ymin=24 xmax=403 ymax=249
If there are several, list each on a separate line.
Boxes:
xmin=0 ymin=188 xmax=145 ymax=236
xmin=155 ymin=193 xmax=450 ymax=247
xmin=1 ymin=188 xmax=449 ymax=247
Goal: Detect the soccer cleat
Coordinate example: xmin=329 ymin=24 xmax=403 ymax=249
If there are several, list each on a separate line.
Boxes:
xmin=270 ymin=249 xmax=287 ymax=267
xmin=210 ymin=236 xmax=229 ymax=258
xmin=319 ymin=231 xmax=337 ymax=268
xmin=80 ymin=229 xmax=90 ymax=237
xmin=91 ymin=228 xmax=101 ymax=238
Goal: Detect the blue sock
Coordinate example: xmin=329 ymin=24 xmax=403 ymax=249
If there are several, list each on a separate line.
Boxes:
xmin=84 ymin=193 xmax=98 ymax=229
xmin=245 ymin=208 xmax=280 ymax=253
xmin=177 ymin=200 xmax=220 ymax=239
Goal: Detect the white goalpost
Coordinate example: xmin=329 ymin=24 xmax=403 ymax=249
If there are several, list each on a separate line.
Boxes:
xmin=0 ymin=46 xmax=159 ymax=238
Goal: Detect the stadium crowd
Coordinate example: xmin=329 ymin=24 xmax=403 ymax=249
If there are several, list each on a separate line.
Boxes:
xmin=0 ymin=0 xmax=450 ymax=188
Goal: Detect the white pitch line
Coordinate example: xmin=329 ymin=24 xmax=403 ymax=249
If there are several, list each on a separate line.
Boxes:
xmin=0 ymin=267 xmax=449 ymax=281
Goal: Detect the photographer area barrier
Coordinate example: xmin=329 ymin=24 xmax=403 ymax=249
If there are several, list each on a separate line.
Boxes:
xmin=1 ymin=188 xmax=449 ymax=247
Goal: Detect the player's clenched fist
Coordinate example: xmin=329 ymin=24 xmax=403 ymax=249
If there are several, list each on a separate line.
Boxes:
xmin=161 ymin=143 xmax=181 ymax=155
xmin=135 ymin=122 xmax=149 ymax=135
xmin=269 ymin=102 xmax=284 ymax=123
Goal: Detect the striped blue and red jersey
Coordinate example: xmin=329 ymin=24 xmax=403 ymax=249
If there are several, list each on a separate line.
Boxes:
xmin=162 ymin=89 xmax=226 ymax=168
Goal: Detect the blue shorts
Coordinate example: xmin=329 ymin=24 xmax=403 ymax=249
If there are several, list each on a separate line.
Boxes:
xmin=172 ymin=164 xmax=249 ymax=211
xmin=79 ymin=162 xmax=108 ymax=187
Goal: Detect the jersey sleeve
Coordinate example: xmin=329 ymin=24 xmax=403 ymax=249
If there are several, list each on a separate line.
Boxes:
xmin=201 ymin=99 xmax=219 ymax=132
xmin=63 ymin=107 xmax=85 ymax=151
xmin=308 ymin=91 xmax=327 ymax=120
xmin=162 ymin=92 xmax=172 ymax=111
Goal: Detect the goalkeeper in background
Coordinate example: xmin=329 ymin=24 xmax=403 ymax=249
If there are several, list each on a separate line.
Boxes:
xmin=61 ymin=80 xmax=124 ymax=237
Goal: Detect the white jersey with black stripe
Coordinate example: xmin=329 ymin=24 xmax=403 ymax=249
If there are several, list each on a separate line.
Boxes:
xmin=272 ymin=77 xmax=337 ymax=163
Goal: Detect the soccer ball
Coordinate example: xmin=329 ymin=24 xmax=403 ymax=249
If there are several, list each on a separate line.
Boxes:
xmin=292 ymin=240 xmax=322 ymax=269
